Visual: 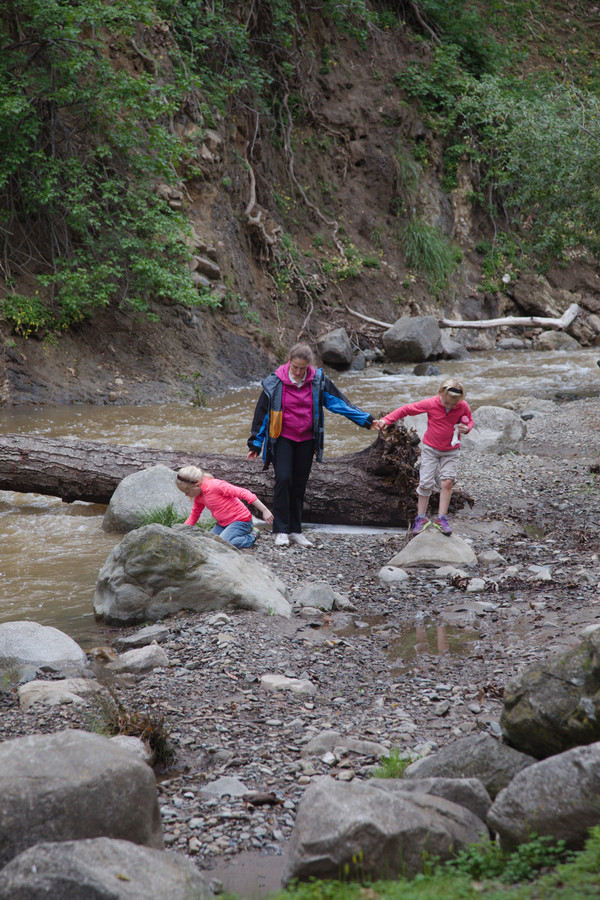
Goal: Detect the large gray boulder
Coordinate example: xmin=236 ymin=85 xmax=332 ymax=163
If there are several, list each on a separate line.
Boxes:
xmin=501 ymin=631 xmax=600 ymax=759
xmin=387 ymin=528 xmax=477 ymax=569
xmin=0 ymin=621 xmax=88 ymax=685
xmin=488 ymin=742 xmax=600 ymax=850
xmin=0 ymin=837 xmax=213 ymax=900
xmin=315 ymin=328 xmax=354 ymax=367
xmin=0 ymin=730 xmax=162 ymax=867
xmin=93 ymin=524 xmax=291 ymax=624
xmin=439 ymin=332 xmax=470 ymax=360
xmin=283 ymin=776 xmax=488 ymax=883
xmin=402 ymin=733 xmax=535 ymax=799
xmin=382 ymin=316 xmax=443 ymax=362
xmin=461 ymin=406 xmax=527 ymax=454
xmin=371 ymin=776 xmax=492 ymax=824
xmin=533 ymin=330 xmax=580 ymax=351
xmin=103 ymin=465 xmax=192 ymax=533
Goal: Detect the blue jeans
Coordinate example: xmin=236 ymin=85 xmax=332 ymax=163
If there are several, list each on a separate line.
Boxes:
xmin=211 ymin=520 xmax=256 ymax=549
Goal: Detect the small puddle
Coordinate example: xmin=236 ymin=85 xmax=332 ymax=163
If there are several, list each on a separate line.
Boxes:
xmin=205 ymin=849 xmax=287 ymax=899
xmin=522 ymin=524 xmax=547 ymax=540
xmin=334 ymin=615 xmax=480 ymax=674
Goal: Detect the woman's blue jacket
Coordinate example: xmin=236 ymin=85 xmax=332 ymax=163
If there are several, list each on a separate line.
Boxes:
xmin=247 ymin=368 xmax=374 ymax=469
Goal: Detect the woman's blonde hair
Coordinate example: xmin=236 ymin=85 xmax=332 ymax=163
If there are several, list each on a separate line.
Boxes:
xmin=176 ymin=465 xmax=207 ymax=487
xmin=438 ymin=377 xmax=466 ymax=400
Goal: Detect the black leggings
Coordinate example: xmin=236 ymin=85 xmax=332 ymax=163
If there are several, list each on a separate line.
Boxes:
xmin=272 ymin=437 xmax=314 ymax=534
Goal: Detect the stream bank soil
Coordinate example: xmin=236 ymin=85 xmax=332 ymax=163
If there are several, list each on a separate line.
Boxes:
xmin=1 ymin=398 xmax=600 ymax=895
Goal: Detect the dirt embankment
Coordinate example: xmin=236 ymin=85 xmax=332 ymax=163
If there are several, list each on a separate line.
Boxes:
xmin=2 ymin=9 xmax=600 ymax=409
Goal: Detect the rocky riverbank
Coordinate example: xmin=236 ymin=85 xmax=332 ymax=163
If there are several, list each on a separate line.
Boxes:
xmin=1 ymin=396 xmax=599 ymax=895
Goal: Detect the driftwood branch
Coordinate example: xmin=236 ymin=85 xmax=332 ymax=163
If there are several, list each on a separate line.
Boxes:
xmin=0 ymin=429 xmax=472 ymax=528
xmin=440 ymin=303 xmax=580 ymax=331
xmin=345 ymin=305 xmax=393 ymax=329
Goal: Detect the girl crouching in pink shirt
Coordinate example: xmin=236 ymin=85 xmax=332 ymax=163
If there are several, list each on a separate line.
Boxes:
xmin=176 ymin=465 xmax=273 ymax=549
xmin=374 ymin=377 xmax=473 ymax=536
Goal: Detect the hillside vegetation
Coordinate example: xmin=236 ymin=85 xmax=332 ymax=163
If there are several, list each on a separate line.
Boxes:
xmin=1 ymin=0 xmax=600 ymax=394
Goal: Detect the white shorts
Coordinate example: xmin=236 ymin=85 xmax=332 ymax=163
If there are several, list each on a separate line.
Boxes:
xmin=417 ymin=444 xmax=460 ymax=497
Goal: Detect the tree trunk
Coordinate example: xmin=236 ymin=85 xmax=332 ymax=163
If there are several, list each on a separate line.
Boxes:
xmin=0 ymin=428 xmax=472 ymax=527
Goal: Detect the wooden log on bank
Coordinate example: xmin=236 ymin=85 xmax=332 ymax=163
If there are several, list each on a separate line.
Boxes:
xmin=0 ymin=428 xmax=472 ymax=528
xmin=440 ymin=303 xmax=580 ymax=331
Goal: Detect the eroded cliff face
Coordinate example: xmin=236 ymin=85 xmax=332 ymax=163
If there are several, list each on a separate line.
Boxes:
xmin=1 ymin=8 xmax=599 ymax=407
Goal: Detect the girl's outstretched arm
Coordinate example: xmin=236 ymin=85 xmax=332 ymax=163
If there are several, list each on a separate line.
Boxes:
xmin=252 ymin=498 xmax=274 ymax=524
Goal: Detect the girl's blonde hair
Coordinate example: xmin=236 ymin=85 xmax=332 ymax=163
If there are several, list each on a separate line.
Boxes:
xmin=438 ymin=377 xmax=466 ymax=400
xmin=176 ymin=465 xmax=207 ymax=487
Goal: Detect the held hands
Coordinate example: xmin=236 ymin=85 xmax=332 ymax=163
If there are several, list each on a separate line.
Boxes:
xmin=371 ymin=419 xmax=388 ymax=431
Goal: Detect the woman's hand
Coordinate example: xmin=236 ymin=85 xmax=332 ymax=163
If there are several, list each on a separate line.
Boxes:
xmin=371 ymin=419 xmax=386 ymax=431
xmin=247 ymin=450 xmax=259 ymax=461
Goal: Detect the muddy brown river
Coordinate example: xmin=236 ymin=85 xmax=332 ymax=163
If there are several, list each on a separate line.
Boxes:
xmin=1 ymin=349 xmax=598 ymax=647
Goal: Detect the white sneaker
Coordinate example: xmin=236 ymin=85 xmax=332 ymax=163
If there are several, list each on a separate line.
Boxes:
xmin=274 ymin=533 xmax=290 ymax=547
xmin=289 ymin=533 xmax=313 ymax=547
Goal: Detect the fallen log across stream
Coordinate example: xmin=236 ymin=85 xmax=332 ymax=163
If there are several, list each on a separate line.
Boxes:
xmin=0 ymin=427 xmax=473 ymax=527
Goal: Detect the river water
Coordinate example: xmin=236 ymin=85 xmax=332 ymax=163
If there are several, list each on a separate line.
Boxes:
xmin=1 ymin=348 xmax=598 ymax=647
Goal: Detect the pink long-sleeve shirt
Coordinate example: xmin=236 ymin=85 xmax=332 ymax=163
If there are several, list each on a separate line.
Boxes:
xmin=184 ymin=478 xmax=257 ymax=526
xmin=382 ymin=395 xmax=473 ymax=452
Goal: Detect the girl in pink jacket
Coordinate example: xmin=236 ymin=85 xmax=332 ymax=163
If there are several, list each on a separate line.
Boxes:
xmin=176 ymin=465 xmax=273 ymax=549
xmin=374 ymin=377 xmax=473 ymax=536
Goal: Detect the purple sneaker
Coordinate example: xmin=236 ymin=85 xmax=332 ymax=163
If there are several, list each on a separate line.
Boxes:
xmin=433 ymin=515 xmax=452 ymax=535
xmin=412 ymin=515 xmax=430 ymax=535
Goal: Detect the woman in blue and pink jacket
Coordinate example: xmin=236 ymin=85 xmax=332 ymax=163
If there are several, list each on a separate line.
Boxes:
xmin=247 ymin=343 xmax=375 ymax=548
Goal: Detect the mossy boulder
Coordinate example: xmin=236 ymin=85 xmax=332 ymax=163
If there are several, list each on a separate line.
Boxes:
xmin=501 ymin=631 xmax=600 ymax=758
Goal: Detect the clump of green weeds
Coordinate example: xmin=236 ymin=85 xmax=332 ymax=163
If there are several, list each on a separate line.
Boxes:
xmin=370 ymin=748 xmax=413 ymax=779
xmin=139 ymin=503 xmax=187 ymax=528
xmin=402 ymin=218 xmax=462 ymax=294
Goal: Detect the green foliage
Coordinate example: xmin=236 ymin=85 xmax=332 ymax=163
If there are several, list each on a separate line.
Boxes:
xmin=418 ymin=0 xmax=519 ymax=76
xmin=0 ymin=293 xmax=51 ymax=337
xmin=444 ymin=833 xmax=574 ymax=884
xmin=457 ymin=78 xmax=600 ymax=263
xmin=178 ymin=370 xmax=208 ymax=407
xmin=402 ymin=218 xmax=462 ymax=294
xmin=397 ymin=44 xmax=469 ymax=134
xmin=269 ymin=829 xmax=600 ymax=900
xmin=371 ymin=748 xmax=412 ymax=779
xmin=477 ymin=232 xmax=523 ymax=293
xmin=139 ymin=503 xmax=187 ymax=527
xmin=0 ymin=0 xmax=207 ymax=334
xmin=397 ymin=16 xmax=600 ymax=270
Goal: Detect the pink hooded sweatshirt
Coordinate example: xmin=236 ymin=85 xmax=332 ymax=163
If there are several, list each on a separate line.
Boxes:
xmin=276 ymin=362 xmax=315 ymax=443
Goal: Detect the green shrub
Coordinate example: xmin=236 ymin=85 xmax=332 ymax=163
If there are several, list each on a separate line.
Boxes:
xmin=444 ymin=833 xmax=574 ymax=884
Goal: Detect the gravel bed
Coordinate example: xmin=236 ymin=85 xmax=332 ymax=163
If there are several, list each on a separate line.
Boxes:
xmin=1 ymin=397 xmax=600 ymax=892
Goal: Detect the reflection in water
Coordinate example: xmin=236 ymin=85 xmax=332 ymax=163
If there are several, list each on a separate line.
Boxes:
xmin=335 ymin=614 xmax=479 ymax=670
xmin=0 ymin=348 xmax=597 ymax=644
xmin=391 ymin=618 xmax=479 ymax=673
